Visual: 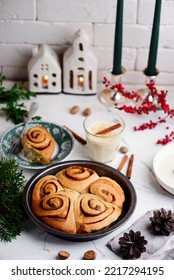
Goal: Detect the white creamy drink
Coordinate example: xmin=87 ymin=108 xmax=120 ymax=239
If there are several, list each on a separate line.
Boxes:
xmin=86 ymin=120 xmax=123 ymax=163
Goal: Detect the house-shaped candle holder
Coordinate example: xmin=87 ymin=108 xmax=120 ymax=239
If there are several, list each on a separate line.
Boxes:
xmin=63 ymin=29 xmax=97 ymax=95
xmin=28 ymin=44 xmax=62 ymax=93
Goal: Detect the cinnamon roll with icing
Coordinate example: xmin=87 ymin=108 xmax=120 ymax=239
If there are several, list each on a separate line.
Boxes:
xmin=22 ymin=126 xmax=55 ymax=165
xmin=56 ymin=166 xmax=99 ymax=192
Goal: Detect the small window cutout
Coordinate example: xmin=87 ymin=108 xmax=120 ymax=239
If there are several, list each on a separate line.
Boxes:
xmin=52 ymin=73 xmax=57 ymax=77
xmin=77 ymin=67 xmax=84 ymax=71
xmin=78 ymin=57 xmax=84 ymax=62
xmin=77 ymin=75 xmax=84 ymax=88
xmin=69 ymin=70 xmax=73 ymax=89
xmin=52 ymin=82 xmax=56 ymax=86
xmin=79 ymin=43 xmax=83 ymax=51
xmin=33 ymin=74 xmax=38 ymax=78
xmin=33 ymin=82 xmax=38 ymax=87
xmin=89 ymin=71 xmax=92 ymax=90
xmin=42 ymin=75 xmax=48 ymax=89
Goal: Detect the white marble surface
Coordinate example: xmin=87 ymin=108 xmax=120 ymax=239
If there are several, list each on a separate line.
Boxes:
xmin=0 ymin=83 xmax=174 ymax=260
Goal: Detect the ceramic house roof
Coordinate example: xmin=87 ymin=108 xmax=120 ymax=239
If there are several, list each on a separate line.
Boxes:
xmin=28 ymin=44 xmax=60 ymax=71
xmin=63 ymin=29 xmax=96 ymax=65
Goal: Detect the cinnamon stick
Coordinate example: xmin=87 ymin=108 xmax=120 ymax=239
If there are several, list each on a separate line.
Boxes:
xmin=126 ymin=154 xmax=134 ymax=179
xmin=95 ymin=123 xmax=121 ymax=135
xmin=117 ymin=155 xmax=128 ymax=172
xmin=64 ymin=126 xmax=87 ymax=145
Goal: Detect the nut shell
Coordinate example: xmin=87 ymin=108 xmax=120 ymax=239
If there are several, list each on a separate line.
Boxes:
xmin=57 ymin=250 xmax=70 ymax=260
xmin=83 ymin=250 xmax=96 ymax=260
xmin=119 ymin=146 xmax=128 ymax=154
xmin=70 ymin=106 xmax=80 ymax=114
xmin=82 ymin=108 xmax=92 ymax=116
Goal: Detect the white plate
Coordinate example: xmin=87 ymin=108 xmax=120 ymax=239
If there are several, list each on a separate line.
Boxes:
xmin=0 ymin=121 xmax=74 ymax=169
xmin=153 ymin=143 xmax=174 ymax=195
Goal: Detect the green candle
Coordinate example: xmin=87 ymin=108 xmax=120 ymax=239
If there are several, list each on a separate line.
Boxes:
xmin=112 ymin=0 xmax=124 ymax=76
xmin=144 ymin=0 xmax=162 ymax=77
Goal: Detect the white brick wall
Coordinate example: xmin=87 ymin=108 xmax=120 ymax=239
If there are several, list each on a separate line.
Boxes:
xmin=0 ymin=0 xmax=173 ymax=85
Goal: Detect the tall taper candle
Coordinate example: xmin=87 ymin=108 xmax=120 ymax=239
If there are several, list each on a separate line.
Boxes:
xmin=144 ymin=0 xmax=162 ymax=77
xmin=112 ymin=0 xmax=124 ymax=75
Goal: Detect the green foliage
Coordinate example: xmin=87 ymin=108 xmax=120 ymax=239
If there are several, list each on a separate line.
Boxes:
xmin=2 ymin=102 xmax=29 ymax=124
xmin=0 ymin=157 xmax=26 ymax=242
xmin=32 ymin=115 xmax=42 ymax=121
xmin=0 ymin=75 xmax=37 ymax=124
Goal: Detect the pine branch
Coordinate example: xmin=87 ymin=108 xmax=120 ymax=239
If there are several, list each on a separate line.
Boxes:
xmin=0 ymin=157 xmax=27 ymax=242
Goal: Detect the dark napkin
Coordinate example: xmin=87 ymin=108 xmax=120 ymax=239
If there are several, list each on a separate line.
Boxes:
xmin=107 ymin=210 xmax=174 ymax=260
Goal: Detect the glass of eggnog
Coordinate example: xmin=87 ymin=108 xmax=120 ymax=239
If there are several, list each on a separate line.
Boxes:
xmin=83 ymin=111 xmax=125 ymax=163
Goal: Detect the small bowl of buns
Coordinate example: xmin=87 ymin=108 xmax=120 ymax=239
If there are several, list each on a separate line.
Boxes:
xmin=23 ymin=160 xmax=137 ymax=241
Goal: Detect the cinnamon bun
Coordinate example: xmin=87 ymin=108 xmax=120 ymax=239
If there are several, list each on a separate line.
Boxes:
xmin=85 ymin=177 xmax=125 ymax=209
xmin=75 ymin=193 xmax=122 ymax=233
xmin=22 ymin=126 xmax=55 ymax=165
xmin=32 ymin=175 xmax=64 ymax=202
xmin=56 ymin=166 xmax=99 ymax=192
xmin=31 ymin=189 xmax=79 ymax=234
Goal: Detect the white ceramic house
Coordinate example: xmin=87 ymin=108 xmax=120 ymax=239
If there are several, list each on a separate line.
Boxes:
xmin=63 ymin=29 xmax=97 ymax=95
xmin=28 ymin=44 xmax=62 ymax=93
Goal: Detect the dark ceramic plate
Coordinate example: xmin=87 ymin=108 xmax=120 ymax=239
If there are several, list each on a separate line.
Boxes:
xmin=0 ymin=121 xmax=74 ymax=169
xmin=23 ymin=160 xmax=137 ymax=241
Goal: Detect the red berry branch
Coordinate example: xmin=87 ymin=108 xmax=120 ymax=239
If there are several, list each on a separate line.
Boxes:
xmin=103 ymin=77 xmax=174 ymax=145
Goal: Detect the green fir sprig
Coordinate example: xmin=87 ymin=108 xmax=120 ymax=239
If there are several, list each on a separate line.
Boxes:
xmin=0 ymin=157 xmax=26 ymax=242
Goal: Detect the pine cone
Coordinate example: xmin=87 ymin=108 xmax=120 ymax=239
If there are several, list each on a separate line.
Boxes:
xmin=118 ymin=230 xmax=148 ymax=259
xmin=150 ymin=208 xmax=174 ymax=236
